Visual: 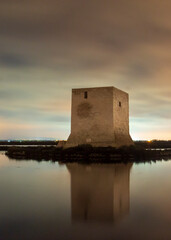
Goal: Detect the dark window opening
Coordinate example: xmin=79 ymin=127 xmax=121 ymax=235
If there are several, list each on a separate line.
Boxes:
xmin=119 ymin=101 xmax=121 ymax=107
xmin=84 ymin=91 xmax=88 ymax=99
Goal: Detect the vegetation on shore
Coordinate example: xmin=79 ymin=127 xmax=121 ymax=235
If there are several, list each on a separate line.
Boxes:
xmin=5 ymin=144 xmax=171 ymax=163
xmin=134 ymin=140 xmax=171 ymax=149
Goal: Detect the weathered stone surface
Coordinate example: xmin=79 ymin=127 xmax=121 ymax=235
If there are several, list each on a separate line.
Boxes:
xmin=65 ymin=86 xmax=134 ymax=148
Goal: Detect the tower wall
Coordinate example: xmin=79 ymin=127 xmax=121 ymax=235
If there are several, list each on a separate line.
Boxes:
xmin=113 ymin=88 xmax=133 ymax=146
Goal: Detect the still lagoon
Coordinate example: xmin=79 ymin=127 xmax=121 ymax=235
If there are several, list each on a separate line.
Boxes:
xmin=0 ymin=151 xmax=171 ymax=240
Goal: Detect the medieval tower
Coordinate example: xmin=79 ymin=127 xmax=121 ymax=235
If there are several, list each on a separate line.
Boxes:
xmin=66 ymin=86 xmax=133 ymax=148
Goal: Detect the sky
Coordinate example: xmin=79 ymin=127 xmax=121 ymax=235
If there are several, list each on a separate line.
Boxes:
xmin=0 ymin=0 xmax=170 ymax=140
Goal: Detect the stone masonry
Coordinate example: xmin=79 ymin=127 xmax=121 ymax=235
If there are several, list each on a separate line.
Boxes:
xmin=65 ymin=86 xmax=133 ymax=148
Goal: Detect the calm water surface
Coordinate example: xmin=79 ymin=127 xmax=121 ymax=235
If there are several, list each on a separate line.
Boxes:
xmin=0 ymin=151 xmax=171 ymax=240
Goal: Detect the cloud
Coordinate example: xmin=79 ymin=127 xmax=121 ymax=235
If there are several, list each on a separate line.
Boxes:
xmin=0 ymin=0 xmax=170 ymax=139
xmin=0 ymin=53 xmax=32 ymax=67
xmin=0 ymin=107 xmax=69 ymax=124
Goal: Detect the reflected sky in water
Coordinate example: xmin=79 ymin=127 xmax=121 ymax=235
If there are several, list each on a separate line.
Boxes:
xmin=0 ymin=151 xmax=171 ymax=240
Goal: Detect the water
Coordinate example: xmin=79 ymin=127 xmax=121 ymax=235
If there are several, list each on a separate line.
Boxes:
xmin=0 ymin=151 xmax=171 ymax=240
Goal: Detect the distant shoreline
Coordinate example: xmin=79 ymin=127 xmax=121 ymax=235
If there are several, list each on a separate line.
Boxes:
xmin=0 ymin=139 xmax=171 ymax=150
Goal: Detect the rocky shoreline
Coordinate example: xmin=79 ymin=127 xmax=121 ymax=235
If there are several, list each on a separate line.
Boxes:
xmin=5 ymin=145 xmax=171 ymax=163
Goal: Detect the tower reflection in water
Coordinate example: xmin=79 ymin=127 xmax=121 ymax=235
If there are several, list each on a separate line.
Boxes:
xmin=67 ymin=163 xmax=132 ymax=223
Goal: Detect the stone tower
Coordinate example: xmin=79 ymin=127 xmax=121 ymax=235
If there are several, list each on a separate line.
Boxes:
xmin=66 ymin=86 xmax=133 ymax=148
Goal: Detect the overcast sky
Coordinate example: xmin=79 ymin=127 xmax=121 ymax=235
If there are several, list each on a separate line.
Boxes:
xmin=0 ymin=0 xmax=171 ymax=140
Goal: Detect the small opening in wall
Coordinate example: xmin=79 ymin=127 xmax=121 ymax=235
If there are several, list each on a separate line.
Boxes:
xmin=84 ymin=91 xmax=88 ymax=99
xmin=119 ymin=101 xmax=121 ymax=107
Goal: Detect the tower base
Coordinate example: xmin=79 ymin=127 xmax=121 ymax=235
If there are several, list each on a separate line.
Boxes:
xmin=65 ymin=133 xmax=134 ymax=148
